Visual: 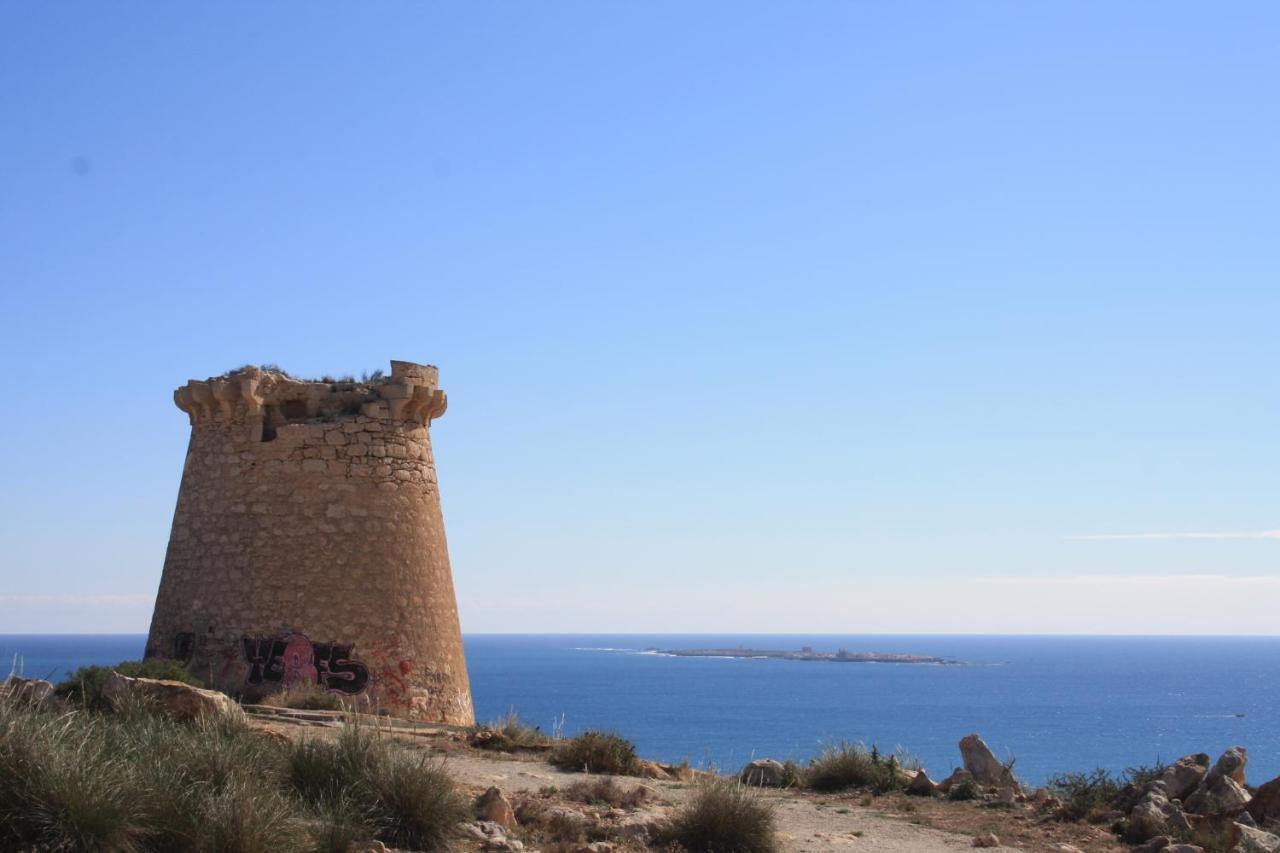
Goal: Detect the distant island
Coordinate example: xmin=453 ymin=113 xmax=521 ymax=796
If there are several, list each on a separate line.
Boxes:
xmin=650 ymin=646 xmax=956 ymax=664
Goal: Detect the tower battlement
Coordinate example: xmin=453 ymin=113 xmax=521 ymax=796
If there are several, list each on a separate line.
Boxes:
xmin=145 ymin=359 xmax=473 ymax=724
xmin=174 ymin=360 xmax=447 ymax=439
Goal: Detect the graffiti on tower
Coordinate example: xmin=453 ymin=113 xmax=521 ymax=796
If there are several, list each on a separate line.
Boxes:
xmin=241 ymin=632 xmax=370 ymax=695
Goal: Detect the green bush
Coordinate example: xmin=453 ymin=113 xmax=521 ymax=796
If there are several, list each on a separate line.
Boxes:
xmin=54 ymin=659 xmax=202 ymax=710
xmin=947 ymin=777 xmax=982 ymax=801
xmin=1047 ymin=768 xmax=1124 ymax=821
xmin=549 ymin=730 xmax=640 ymax=775
xmin=1049 ymin=762 xmax=1168 ymax=823
xmin=1123 ymin=760 xmax=1168 ymax=788
xmin=803 ymin=742 xmax=906 ymax=794
xmin=661 ymin=779 xmax=778 ymax=853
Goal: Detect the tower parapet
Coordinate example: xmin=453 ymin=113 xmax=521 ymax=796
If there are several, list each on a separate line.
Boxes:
xmin=146 ymin=360 xmax=473 ymax=724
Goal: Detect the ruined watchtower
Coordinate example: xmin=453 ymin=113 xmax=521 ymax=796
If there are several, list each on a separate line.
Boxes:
xmin=145 ymin=360 xmax=474 ymax=724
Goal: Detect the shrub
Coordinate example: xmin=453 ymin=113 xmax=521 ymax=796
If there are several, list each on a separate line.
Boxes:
xmin=183 ymin=776 xmax=308 ymax=853
xmin=367 ymin=751 xmax=467 ymax=850
xmin=1048 ymin=768 xmax=1124 ymax=822
xmin=471 ymin=709 xmax=551 ymax=751
xmin=549 ymin=730 xmax=639 ymax=775
xmin=262 ymin=682 xmax=346 ymax=711
xmin=0 ymin=694 xmax=464 ymax=853
xmin=804 ymin=742 xmax=905 ymax=794
xmin=661 ymin=779 xmax=778 ymax=853
xmin=55 ymin=659 xmax=202 ymax=710
xmin=287 ymin=725 xmax=465 ymax=850
xmin=306 ymin=793 xmax=379 ymax=853
xmin=947 ymin=777 xmax=982 ymax=801
xmin=564 ymin=777 xmax=648 ymax=809
xmin=1123 ymin=760 xmax=1168 ymax=787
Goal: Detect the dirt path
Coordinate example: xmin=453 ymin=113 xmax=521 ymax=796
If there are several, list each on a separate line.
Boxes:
xmin=439 ymin=750 xmax=1024 ymax=853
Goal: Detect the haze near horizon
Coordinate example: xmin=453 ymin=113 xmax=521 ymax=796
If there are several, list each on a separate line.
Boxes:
xmin=2 ymin=3 xmax=1278 ymax=634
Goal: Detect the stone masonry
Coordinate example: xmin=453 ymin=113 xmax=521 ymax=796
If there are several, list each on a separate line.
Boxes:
xmin=144 ymin=360 xmax=474 ymax=725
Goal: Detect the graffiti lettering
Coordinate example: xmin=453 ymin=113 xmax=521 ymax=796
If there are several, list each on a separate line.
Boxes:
xmin=313 ymin=642 xmax=371 ymax=695
xmin=241 ymin=633 xmax=369 ymax=695
xmin=242 ymin=636 xmax=288 ymax=685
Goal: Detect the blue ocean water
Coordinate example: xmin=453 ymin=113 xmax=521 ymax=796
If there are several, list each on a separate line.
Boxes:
xmin=4 ymin=633 xmax=1277 ymax=786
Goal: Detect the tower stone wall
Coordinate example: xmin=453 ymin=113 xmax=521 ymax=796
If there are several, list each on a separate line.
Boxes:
xmin=145 ymin=360 xmax=473 ymax=725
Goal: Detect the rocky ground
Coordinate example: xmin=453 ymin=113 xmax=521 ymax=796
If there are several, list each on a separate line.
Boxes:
xmin=247 ymin=707 xmax=1125 ymax=853
xmin=9 ymin=674 xmax=1277 ymax=853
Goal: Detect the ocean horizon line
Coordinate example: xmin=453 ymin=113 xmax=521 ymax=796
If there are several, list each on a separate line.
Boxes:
xmin=4 ymin=631 xmax=1280 ymax=639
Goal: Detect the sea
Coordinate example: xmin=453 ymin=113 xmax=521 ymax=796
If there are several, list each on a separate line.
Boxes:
xmin=3 ymin=633 xmax=1277 ymax=787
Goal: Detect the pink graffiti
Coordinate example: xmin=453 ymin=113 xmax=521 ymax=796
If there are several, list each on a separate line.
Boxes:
xmin=280 ymin=632 xmax=319 ymax=688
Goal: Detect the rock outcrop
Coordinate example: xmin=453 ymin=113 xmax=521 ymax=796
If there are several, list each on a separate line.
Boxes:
xmin=475 ymin=787 xmax=517 ymax=830
xmin=1247 ymin=776 xmax=1280 ymax=826
xmin=907 ymin=769 xmax=938 ymax=796
xmin=1129 ymin=782 xmax=1192 ymax=842
xmin=938 ymin=768 xmax=974 ymax=794
xmin=2 ymin=676 xmax=61 ymax=710
xmin=1237 ymin=825 xmax=1280 ymax=853
xmin=739 ymin=758 xmax=788 ymax=787
xmin=1159 ymin=753 xmax=1212 ymax=802
xmin=101 ymin=672 xmax=243 ymax=722
xmin=1185 ymin=748 xmax=1252 ymax=816
xmin=959 ymin=733 xmax=1019 ymax=790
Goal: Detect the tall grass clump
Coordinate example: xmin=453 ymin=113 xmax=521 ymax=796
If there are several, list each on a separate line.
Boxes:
xmin=549 ymin=730 xmax=640 ymax=775
xmin=0 ymin=698 xmax=305 ymax=852
xmin=803 ymin=742 xmax=907 ymax=794
xmin=0 ymin=696 xmax=466 ymax=852
xmin=287 ymin=724 xmax=466 ymax=850
xmin=660 ymin=779 xmax=778 ymax=853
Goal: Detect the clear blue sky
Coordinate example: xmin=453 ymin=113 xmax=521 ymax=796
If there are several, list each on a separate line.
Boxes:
xmin=2 ymin=3 xmax=1277 ymax=634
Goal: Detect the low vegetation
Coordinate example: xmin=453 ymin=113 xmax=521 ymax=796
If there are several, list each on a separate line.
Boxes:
xmin=470 ymin=709 xmax=552 ymax=752
xmin=1047 ymin=759 xmax=1167 ymax=822
xmin=549 ymin=730 xmax=640 ymax=775
xmin=946 ymin=776 xmax=983 ymax=801
xmin=0 ymin=698 xmax=465 ymax=852
xmin=53 ymin=659 xmax=201 ymax=710
xmin=288 ymin=725 xmax=467 ymax=850
xmin=261 ymin=681 xmax=347 ymax=712
xmin=563 ymin=776 xmax=648 ymax=809
xmin=803 ymin=742 xmax=909 ymax=794
xmin=660 ymin=779 xmax=779 ymax=853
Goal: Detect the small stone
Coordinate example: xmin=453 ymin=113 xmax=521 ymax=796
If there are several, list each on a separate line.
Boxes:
xmin=971 ymin=833 xmax=1000 ymax=848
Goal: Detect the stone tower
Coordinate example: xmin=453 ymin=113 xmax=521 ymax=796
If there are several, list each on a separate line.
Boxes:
xmin=145 ymin=360 xmax=474 ymax=725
